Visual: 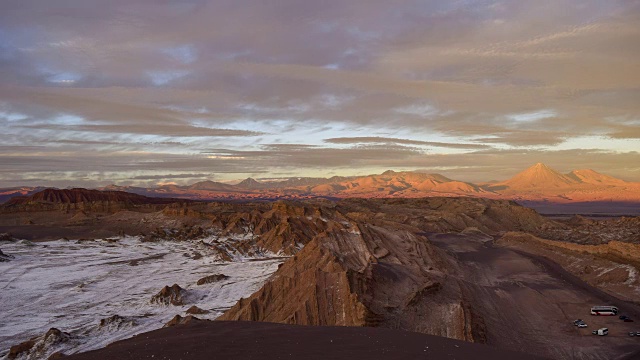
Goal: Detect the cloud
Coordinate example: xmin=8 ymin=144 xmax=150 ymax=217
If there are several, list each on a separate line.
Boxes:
xmin=324 ymin=137 xmax=490 ymax=149
xmin=506 ymin=110 xmax=557 ymax=122
xmin=1 ymin=0 xmax=639 ymax=185
xmin=131 ymin=173 xmax=212 ymax=180
xmin=18 ymin=124 xmax=264 ymax=137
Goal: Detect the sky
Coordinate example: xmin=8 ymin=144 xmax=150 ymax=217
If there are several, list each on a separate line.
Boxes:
xmin=1 ymin=0 xmax=639 ymax=187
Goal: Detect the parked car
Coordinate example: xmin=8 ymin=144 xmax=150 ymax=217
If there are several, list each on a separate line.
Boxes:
xmin=630 ymin=331 xmax=638 ymax=337
xmin=592 ymin=328 xmax=609 ymax=336
xmin=620 ymin=315 xmax=630 ymax=320
xmin=573 ymin=319 xmax=583 ymax=326
xmin=577 ymin=322 xmax=588 ymax=328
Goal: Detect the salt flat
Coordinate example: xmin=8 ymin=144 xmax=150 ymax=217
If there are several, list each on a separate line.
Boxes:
xmin=0 ymin=236 xmax=284 ymax=358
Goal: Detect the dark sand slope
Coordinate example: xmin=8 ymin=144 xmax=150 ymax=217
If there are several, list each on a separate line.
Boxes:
xmin=64 ymin=321 xmax=548 ymax=360
xmin=427 ymin=233 xmax=640 ymax=360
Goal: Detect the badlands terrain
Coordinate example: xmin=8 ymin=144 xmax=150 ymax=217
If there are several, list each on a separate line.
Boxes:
xmin=0 ymin=172 xmax=639 ymax=359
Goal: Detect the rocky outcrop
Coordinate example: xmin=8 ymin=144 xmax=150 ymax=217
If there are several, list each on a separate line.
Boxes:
xmin=8 ymin=328 xmax=72 ymax=360
xmin=218 ymin=215 xmax=476 ymax=339
xmin=0 ymin=248 xmax=14 ymax=262
xmin=216 ymin=201 xmax=340 ymax=255
xmin=164 ymin=315 xmax=202 ymax=327
xmin=150 ymin=284 xmax=186 ymax=306
xmin=186 ymin=305 xmax=209 ymax=315
xmin=0 ymin=232 xmax=16 ymax=241
xmin=218 ymin=198 xmax=563 ymax=341
xmin=142 ymin=225 xmax=208 ymax=242
xmin=98 ymin=315 xmax=137 ymax=330
xmin=542 ymin=215 xmax=640 ymax=245
xmin=196 ymin=274 xmax=229 ymax=285
xmin=336 ymin=197 xmax=559 ymax=235
xmin=8 ymin=339 xmax=36 ymax=359
xmin=218 ymin=229 xmax=371 ymax=326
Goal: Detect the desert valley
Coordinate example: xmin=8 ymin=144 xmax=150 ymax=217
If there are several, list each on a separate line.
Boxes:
xmin=2 ymin=1 xmax=640 ymax=359
xmin=1 ymin=164 xmax=639 ymax=360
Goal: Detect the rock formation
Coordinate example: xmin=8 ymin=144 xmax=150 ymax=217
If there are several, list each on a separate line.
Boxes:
xmin=164 ymin=315 xmax=201 ymax=327
xmin=151 ymin=284 xmax=186 ymax=306
xmin=2 ymin=188 xmax=191 ymax=213
xmin=8 ymin=328 xmax=72 ymax=360
xmin=0 ymin=232 xmax=15 ymax=241
xmin=218 ymin=197 xmax=558 ymax=340
xmin=186 ymin=306 xmax=209 ymax=315
xmin=0 ymin=248 xmax=14 ymax=262
xmin=196 ymin=274 xmax=229 ymax=285
xmin=98 ymin=315 xmax=137 ymax=330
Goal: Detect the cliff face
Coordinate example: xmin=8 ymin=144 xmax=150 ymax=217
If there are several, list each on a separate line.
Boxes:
xmin=335 ymin=197 xmax=557 ymax=235
xmin=217 ymin=219 xmax=453 ymax=331
xmin=219 ymin=234 xmax=371 ymax=326
xmin=2 ymin=188 xmax=189 ymax=213
xmin=218 ymin=197 xmax=557 ymax=340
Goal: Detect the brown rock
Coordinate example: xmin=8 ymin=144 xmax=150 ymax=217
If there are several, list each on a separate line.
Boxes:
xmin=8 ymin=339 xmax=36 ymax=359
xmin=218 ymin=219 xmax=458 ymax=338
xmin=44 ymin=328 xmax=70 ymax=343
xmin=8 ymin=328 xmax=71 ymax=360
xmin=151 ymin=284 xmax=186 ymax=306
xmin=164 ymin=315 xmax=201 ymax=327
xmin=0 ymin=248 xmax=15 ymax=262
xmin=196 ymin=274 xmax=229 ymax=285
xmin=186 ymin=305 xmax=210 ymax=315
xmin=99 ymin=315 xmax=136 ymax=329
xmin=0 ymin=232 xmax=15 ymax=241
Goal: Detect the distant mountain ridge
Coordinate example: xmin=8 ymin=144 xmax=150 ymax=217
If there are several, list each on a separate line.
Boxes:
xmin=3 ymin=188 xmax=191 ymax=211
xmin=2 ymin=164 xmax=639 ymax=204
xmin=0 ymin=186 xmax=46 ymax=204
xmin=567 ymin=169 xmax=627 ymax=186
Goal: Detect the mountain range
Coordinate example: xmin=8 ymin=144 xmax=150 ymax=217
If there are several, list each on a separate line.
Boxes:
xmin=3 ymin=163 xmax=640 ymax=205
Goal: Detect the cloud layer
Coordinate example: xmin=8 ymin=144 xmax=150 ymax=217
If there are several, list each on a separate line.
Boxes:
xmin=1 ymin=0 xmax=639 ymax=186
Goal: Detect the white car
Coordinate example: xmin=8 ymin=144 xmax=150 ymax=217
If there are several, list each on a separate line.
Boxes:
xmin=577 ymin=322 xmax=588 ymax=328
xmin=592 ymin=328 xmax=608 ymax=336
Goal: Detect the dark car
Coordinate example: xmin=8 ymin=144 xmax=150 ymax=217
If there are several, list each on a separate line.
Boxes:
xmin=573 ymin=319 xmax=583 ymax=326
xmin=620 ymin=315 xmax=630 ymax=320
xmin=624 ymin=318 xmax=634 ymax=322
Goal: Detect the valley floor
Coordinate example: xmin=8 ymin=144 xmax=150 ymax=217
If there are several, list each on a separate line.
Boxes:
xmin=428 ymin=232 xmax=640 ymax=360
